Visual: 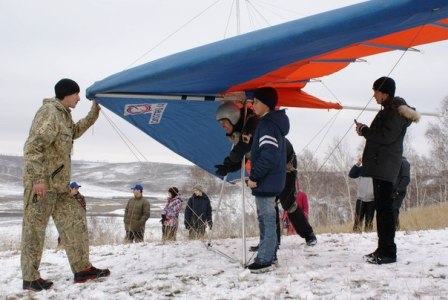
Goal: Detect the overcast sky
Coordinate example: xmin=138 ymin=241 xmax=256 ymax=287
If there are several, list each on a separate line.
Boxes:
xmin=1 ymin=0 xmax=447 ymax=165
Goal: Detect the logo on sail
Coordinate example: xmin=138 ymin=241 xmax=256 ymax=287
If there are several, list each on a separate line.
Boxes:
xmin=124 ymin=103 xmax=167 ymax=124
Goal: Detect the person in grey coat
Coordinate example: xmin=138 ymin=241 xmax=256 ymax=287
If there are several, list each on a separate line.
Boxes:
xmin=355 ymin=76 xmax=420 ymax=265
xmin=349 ymin=158 xmax=375 ymax=232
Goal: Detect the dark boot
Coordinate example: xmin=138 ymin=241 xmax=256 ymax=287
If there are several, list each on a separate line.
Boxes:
xmin=23 ymin=278 xmax=53 ymax=291
xmin=74 ymin=266 xmax=111 ymax=283
xmin=305 ymin=232 xmax=317 ymax=246
xmin=249 ymin=245 xmax=259 ymax=252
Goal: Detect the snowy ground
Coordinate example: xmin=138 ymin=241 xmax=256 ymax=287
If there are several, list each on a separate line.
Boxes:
xmin=0 ymin=228 xmax=447 ymax=299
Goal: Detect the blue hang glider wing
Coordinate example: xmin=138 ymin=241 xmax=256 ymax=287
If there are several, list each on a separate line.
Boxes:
xmin=87 ymin=0 xmax=448 ymax=181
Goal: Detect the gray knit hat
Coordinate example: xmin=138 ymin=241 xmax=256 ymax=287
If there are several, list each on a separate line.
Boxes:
xmin=192 ymin=184 xmax=203 ymax=193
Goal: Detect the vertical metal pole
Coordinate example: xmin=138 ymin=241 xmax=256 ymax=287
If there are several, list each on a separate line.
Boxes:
xmin=236 ymin=0 xmax=241 ymax=35
xmin=241 ymin=155 xmax=247 ymax=265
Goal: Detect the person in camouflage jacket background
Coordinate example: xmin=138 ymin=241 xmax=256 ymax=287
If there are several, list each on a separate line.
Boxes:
xmin=57 ymin=181 xmax=87 ymax=246
xmin=21 ymin=78 xmax=110 ymax=291
xmin=124 ymin=184 xmax=151 ymax=243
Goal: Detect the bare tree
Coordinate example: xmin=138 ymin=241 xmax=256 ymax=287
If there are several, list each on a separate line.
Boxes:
xmin=425 ymin=95 xmax=448 ymax=204
xmin=325 ymin=138 xmax=355 ymax=221
xmin=426 ymin=95 xmax=448 ymax=173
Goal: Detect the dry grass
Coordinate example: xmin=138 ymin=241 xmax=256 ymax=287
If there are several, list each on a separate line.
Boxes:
xmin=315 ymin=202 xmax=448 ymax=234
xmin=399 ymin=202 xmax=448 ymax=231
xmin=2 ymin=203 xmax=446 ymax=251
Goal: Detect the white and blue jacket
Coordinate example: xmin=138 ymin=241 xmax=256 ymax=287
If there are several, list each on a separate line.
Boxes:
xmin=249 ymin=109 xmax=290 ymax=197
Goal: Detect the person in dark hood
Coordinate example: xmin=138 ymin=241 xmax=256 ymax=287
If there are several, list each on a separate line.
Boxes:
xmin=392 ymin=157 xmax=411 ymax=230
xmin=246 ymin=87 xmax=289 ymax=273
xmin=355 ymin=76 xmax=420 ymax=265
xmin=184 ymin=184 xmax=213 ymax=239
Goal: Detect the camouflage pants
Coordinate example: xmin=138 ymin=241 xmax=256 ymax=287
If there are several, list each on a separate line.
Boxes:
xmin=21 ymin=188 xmax=91 ymax=280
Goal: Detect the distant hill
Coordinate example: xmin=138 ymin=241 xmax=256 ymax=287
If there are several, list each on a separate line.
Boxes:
xmin=0 ymin=154 xmax=224 ymax=198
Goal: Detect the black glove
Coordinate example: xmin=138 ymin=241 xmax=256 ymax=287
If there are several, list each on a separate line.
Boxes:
xmin=391 ymin=191 xmax=399 ymax=200
xmin=214 ymin=164 xmax=229 ymax=177
xmin=209 ymin=222 xmax=213 ymax=230
xmin=160 ymin=214 xmax=167 ymax=223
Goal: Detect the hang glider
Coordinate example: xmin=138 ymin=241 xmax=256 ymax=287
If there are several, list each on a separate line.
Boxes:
xmin=87 ymin=0 xmax=448 ymax=180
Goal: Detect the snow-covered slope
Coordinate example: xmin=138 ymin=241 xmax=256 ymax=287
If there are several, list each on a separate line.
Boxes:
xmin=0 ymin=155 xmax=201 ymax=198
xmin=1 ymin=229 xmax=447 ymax=299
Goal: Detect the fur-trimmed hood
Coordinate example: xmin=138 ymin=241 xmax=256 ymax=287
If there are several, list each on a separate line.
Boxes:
xmin=398 ymin=104 xmax=421 ymax=123
xmin=384 ymin=96 xmax=421 ymax=123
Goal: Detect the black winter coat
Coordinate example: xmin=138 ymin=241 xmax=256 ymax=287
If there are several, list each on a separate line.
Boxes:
xmin=223 ymin=108 xmax=260 ymax=173
xmin=360 ymin=97 xmax=419 ymax=183
xmin=394 ymin=157 xmax=411 ymax=192
xmin=184 ymin=193 xmax=213 ymax=230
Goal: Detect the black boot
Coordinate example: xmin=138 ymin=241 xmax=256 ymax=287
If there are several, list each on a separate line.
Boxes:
xmin=23 ymin=278 xmax=53 ymax=291
xmin=74 ymin=266 xmax=111 ymax=283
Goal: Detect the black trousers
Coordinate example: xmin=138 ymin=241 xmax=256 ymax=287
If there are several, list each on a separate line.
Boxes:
xmin=373 ymin=178 xmax=396 ymax=258
xmin=275 ymin=204 xmax=281 ymax=245
xmin=276 ymin=172 xmax=314 ymax=239
xmin=353 ymin=199 xmax=375 ymax=232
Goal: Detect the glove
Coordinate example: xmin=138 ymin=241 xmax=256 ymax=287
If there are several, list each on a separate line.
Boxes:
xmin=214 ymin=164 xmax=229 ymax=177
xmin=160 ymin=214 xmax=167 ymax=223
xmin=391 ymin=191 xmax=399 ymax=200
xmin=209 ymin=222 xmax=213 ymax=230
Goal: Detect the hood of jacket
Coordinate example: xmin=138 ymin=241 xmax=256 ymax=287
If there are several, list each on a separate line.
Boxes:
xmin=263 ymin=109 xmax=290 ymax=137
xmin=383 ymin=97 xmax=421 ymax=123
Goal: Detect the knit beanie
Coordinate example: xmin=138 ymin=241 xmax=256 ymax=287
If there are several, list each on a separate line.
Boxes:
xmin=373 ymin=77 xmax=395 ymax=97
xmin=253 ymin=87 xmax=278 ymax=110
xmin=168 ymin=187 xmax=179 ymax=197
xmin=192 ymin=184 xmax=203 ymax=193
xmin=55 ymin=78 xmax=80 ymax=100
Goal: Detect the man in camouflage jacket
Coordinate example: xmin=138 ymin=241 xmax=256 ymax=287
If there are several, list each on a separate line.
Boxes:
xmin=21 ymin=79 xmax=110 ymax=291
xmin=124 ymin=184 xmax=151 ymax=242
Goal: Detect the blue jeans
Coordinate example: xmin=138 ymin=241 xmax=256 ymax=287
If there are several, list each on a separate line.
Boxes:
xmin=255 ymin=196 xmax=277 ymax=265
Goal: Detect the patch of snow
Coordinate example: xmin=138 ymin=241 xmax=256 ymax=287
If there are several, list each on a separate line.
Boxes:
xmin=0 ymin=221 xmax=447 ymax=299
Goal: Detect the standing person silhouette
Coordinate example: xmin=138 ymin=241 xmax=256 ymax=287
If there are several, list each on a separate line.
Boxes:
xmin=355 ymin=77 xmax=420 ymax=265
xmin=21 ymin=79 xmax=110 ymax=291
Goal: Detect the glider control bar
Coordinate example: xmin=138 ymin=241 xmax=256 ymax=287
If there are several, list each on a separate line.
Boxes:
xmin=343 ymin=105 xmax=439 ymax=117
xmin=95 ymin=93 xmax=223 ymax=102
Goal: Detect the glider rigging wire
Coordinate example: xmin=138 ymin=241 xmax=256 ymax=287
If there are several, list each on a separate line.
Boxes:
xmin=100 ymin=110 xmax=148 ymax=162
xmin=125 ymin=0 xmax=222 ymax=70
xmin=317 ymin=12 xmax=434 ymax=172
